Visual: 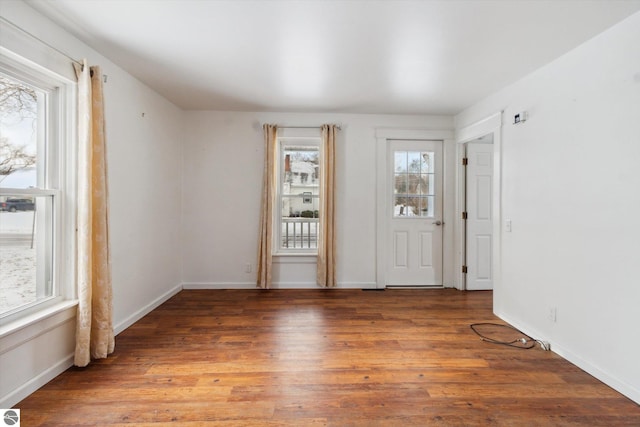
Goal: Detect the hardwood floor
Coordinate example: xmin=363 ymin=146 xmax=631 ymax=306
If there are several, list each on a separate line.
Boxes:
xmin=17 ymin=289 xmax=640 ymax=426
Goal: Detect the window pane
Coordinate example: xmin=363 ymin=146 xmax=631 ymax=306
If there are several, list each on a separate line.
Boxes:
xmin=0 ymin=75 xmax=42 ymax=189
xmin=421 ymin=152 xmax=434 ymax=173
xmin=282 ymin=146 xmax=319 ymax=194
xmin=422 ymin=173 xmax=434 ymax=196
xmin=407 ymin=174 xmax=421 ymax=195
xmin=394 ymin=173 xmax=407 ymax=195
xmin=0 ymin=194 xmax=53 ymax=315
xmin=393 ymin=150 xmax=436 ymax=218
xmin=408 ymin=152 xmax=421 ymax=172
xmin=394 ymin=151 xmax=407 ymax=173
xmin=280 ymin=144 xmax=319 ymax=251
xmin=424 ymin=196 xmax=435 ymax=218
xmin=281 ymin=195 xmax=318 ymax=250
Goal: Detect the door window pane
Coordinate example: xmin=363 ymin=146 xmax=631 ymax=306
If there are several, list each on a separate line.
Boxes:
xmin=393 ymin=150 xmax=435 ymax=218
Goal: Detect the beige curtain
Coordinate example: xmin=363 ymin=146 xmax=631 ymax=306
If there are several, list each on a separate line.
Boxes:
xmin=73 ymin=60 xmax=115 ymax=367
xmin=257 ymin=124 xmax=278 ymax=289
xmin=317 ymin=124 xmax=338 ymax=287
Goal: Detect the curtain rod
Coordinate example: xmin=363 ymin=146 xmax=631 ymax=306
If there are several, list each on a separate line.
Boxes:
xmin=0 ymin=16 xmax=84 ymax=68
xmin=269 ymin=125 xmax=342 ymax=130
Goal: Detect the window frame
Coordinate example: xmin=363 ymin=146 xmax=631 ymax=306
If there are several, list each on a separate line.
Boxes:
xmin=0 ymin=50 xmax=77 ymax=327
xmin=274 ymin=132 xmax=321 ymax=256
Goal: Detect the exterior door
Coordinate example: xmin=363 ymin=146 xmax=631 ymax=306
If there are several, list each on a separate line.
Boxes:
xmin=387 ymin=140 xmax=443 ymax=287
xmin=465 ymin=142 xmax=494 ymax=290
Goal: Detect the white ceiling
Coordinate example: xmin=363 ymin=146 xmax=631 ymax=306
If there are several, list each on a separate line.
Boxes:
xmin=26 ymin=0 xmax=640 ymax=115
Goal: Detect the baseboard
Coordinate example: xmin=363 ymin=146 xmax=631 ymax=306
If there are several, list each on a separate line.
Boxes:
xmin=496 ymin=310 xmax=640 ymax=405
xmin=181 ymin=282 xmax=377 ymax=290
xmin=1 ymin=353 xmax=73 ymax=408
xmin=114 ymin=284 xmax=182 ymax=335
xmin=551 ymin=342 xmax=640 ymax=404
xmin=182 ymin=282 xmax=256 ymax=290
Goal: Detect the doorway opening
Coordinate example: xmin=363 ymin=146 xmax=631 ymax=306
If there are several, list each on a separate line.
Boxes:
xmin=463 ymin=134 xmax=494 ymax=290
xmin=455 ymin=112 xmax=502 ymax=292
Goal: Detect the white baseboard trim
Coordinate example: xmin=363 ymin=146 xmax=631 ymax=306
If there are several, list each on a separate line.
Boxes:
xmin=1 ymin=353 xmax=73 ymax=408
xmin=181 ymin=282 xmax=377 ymax=290
xmin=114 ymin=284 xmax=182 ymax=335
xmin=182 ymin=282 xmax=256 ymax=289
xmin=551 ymin=342 xmax=640 ymax=405
xmin=496 ymin=310 xmax=640 ymax=405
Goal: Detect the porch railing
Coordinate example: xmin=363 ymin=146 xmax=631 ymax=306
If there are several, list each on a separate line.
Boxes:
xmin=281 ymin=218 xmax=318 ymax=249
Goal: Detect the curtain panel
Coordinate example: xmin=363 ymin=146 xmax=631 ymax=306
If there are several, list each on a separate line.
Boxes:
xmin=257 ymin=124 xmax=278 ymax=289
xmin=73 ymin=60 xmax=115 ymax=367
xmin=317 ymin=124 xmax=338 ymax=287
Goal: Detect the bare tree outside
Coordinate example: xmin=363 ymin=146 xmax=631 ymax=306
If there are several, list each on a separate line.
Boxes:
xmin=1 ymin=74 xmax=39 ymax=313
xmin=0 ymin=75 xmax=37 ymax=178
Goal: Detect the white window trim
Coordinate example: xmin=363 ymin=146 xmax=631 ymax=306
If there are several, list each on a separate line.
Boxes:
xmin=274 ymin=132 xmax=321 ymax=256
xmin=0 ymin=48 xmax=77 ymax=329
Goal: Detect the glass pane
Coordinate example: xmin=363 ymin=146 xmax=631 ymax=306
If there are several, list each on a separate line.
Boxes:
xmin=424 ymin=196 xmax=435 ymax=218
xmin=394 ymin=173 xmax=407 ymax=195
xmin=417 ymin=195 xmax=427 ymax=216
xmin=393 ymin=149 xmax=436 ymax=218
xmin=407 ymin=174 xmax=421 ymax=195
xmin=407 ymin=152 xmax=421 ymax=172
xmin=422 ymin=173 xmax=434 ymax=196
xmin=280 ymin=196 xmax=318 ymax=250
xmin=421 ymin=152 xmax=434 ymax=173
xmin=280 ymin=144 xmax=319 ymax=251
xmin=0 ymin=194 xmax=53 ymax=315
xmin=394 ymin=197 xmax=409 ymax=216
xmin=0 ymin=75 xmax=42 ymax=189
xmin=282 ymin=195 xmax=319 ymax=219
xmin=394 ymin=151 xmax=407 ymax=173
xmin=282 ymin=146 xmax=319 ymax=195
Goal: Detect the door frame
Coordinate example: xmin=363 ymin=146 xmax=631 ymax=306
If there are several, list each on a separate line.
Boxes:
xmin=455 ymin=113 xmax=503 ymax=291
xmin=375 ymin=129 xmax=454 ymax=289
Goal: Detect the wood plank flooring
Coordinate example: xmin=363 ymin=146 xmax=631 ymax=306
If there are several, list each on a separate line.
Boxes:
xmin=16 ymin=289 xmax=640 ymax=426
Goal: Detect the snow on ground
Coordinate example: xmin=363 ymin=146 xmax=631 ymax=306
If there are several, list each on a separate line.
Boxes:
xmin=0 ymin=212 xmax=37 ymax=313
xmin=0 ymin=247 xmax=36 ymax=312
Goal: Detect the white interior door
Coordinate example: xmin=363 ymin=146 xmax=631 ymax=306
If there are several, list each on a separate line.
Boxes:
xmin=465 ymin=141 xmax=494 ymax=290
xmin=387 ymin=140 xmax=443 ymax=287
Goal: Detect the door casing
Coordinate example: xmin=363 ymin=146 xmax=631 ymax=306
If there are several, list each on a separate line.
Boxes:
xmin=375 ymin=129 xmax=454 ymax=289
xmin=455 ymin=113 xmax=502 ymax=291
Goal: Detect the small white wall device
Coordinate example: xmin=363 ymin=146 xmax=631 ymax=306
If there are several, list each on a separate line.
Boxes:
xmin=513 ymin=111 xmax=528 ymax=124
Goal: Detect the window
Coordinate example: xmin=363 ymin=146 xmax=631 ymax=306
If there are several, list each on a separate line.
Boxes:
xmin=276 ymin=134 xmax=321 ymax=254
xmin=393 ymin=150 xmax=435 ymax=218
xmin=0 ymin=53 xmax=74 ymax=325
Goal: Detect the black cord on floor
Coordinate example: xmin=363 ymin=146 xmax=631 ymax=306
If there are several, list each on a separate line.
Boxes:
xmin=470 ymin=322 xmax=548 ymax=350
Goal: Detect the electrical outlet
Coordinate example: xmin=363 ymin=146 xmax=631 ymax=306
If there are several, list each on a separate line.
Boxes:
xmin=505 ymin=219 xmax=512 ymax=232
xmin=548 ymin=307 xmax=557 ymax=323
xmin=244 ymin=263 xmax=252 ymax=273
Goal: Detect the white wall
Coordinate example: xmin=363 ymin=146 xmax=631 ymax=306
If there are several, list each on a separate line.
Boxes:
xmin=0 ymin=2 xmax=184 ymax=407
xmin=455 ymin=12 xmax=640 ymax=403
xmin=182 ymin=112 xmax=454 ymax=288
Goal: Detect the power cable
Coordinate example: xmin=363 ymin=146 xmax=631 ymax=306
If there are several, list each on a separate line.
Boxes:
xmin=470 ymin=322 xmax=550 ymax=350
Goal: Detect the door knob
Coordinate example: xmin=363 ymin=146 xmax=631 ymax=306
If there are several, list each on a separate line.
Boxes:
xmin=433 ymin=220 xmax=443 ymax=226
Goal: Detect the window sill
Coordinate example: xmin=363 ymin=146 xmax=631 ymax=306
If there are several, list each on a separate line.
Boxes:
xmin=273 ymin=253 xmax=317 ymax=263
xmin=0 ymin=299 xmax=78 ymax=342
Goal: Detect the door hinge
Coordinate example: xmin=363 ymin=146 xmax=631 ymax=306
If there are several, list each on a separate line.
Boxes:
xmin=462 ymin=265 xmax=468 ymax=274
xmin=462 ymin=157 xmax=468 ymax=166
xmin=462 ymin=211 xmax=468 ymax=220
